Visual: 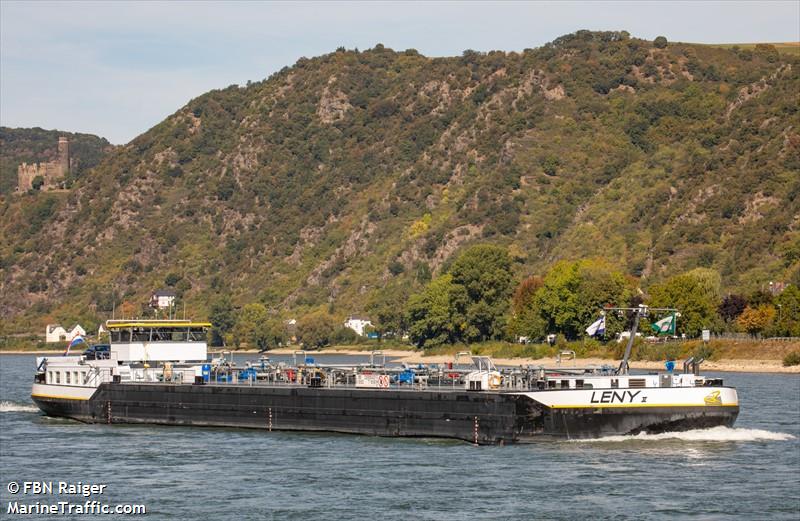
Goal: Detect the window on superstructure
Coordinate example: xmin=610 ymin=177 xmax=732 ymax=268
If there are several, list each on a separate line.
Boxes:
xmin=188 ymin=328 xmax=206 ymax=342
xmin=81 ymin=372 xmax=86 ymax=385
xmin=560 ymin=380 xmax=570 ymax=389
xmin=114 ymin=329 xmax=131 ymax=342
xmin=110 ymin=331 xmax=120 ymax=342
xmin=66 ymin=372 xmax=71 ymax=384
xmin=48 ymin=371 xmax=53 ymax=383
xmin=73 ymin=371 xmax=78 ymax=384
xmin=151 ymin=328 xmax=188 ymax=341
xmin=55 ymin=372 xmax=61 ymax=384
xmin=132 ymin=328 xmax=150 ymax=342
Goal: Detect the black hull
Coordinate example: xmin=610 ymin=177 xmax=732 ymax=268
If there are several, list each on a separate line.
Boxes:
xmin=525 ymin=406 xmax=738 ymax=441
xmin=32 ymin=383 xmax=739 ymax=444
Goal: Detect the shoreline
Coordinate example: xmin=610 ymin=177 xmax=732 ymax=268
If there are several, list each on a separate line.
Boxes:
xmin=3 ymin=348 xmax=797 ymax=373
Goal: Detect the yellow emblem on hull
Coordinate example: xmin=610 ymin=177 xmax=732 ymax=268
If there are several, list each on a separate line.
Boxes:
xmin=704 ymin=390 xmax=722 ymax=406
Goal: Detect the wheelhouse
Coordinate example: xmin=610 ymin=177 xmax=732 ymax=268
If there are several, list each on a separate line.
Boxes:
xmin=106 ymin=320 xmax=210 ymax=362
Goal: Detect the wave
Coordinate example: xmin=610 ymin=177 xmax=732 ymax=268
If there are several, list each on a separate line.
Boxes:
xmin=0 ymin=400 xmax=39 ymax=413
xmin=574 ymin=426 xmax=795 ymax=443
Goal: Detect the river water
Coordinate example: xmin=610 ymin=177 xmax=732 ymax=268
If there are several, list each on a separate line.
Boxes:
xmin=1 ymin=354 xmax=798 ymax=520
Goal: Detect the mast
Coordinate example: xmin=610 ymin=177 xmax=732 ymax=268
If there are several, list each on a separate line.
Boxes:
xmin=618 ymin=308 xmax=641 ymax=375
xmin=603 ymin=305 xmax=678 ymax=375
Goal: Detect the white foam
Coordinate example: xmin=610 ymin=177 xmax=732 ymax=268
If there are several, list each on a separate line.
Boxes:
xmin=0 ymin=400 xmax=39 ymax=413
xmin=574 ymin=426 xmax=796 ymax=443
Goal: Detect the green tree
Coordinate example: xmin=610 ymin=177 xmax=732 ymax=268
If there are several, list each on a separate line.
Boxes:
xmin=648 ymin=268 xmax=722 ymax=337
xmin=774 ymin=285 xmax=800 ymax=336
xmin=748 ymin=289 xmax=774 ymax=307
xmin=508 ymin=275 xmax=546 ymax=340
xmin=387 ymin=259 xmax=405 ymax=276
xmin=541 ymin=156 xmax=560 ymax=176
xmin=164 ymin=272 xmax=181 ymax=287
xmin=232 ymin=303 xmax=273 ymax=349
xmin=653 ymin=36 xmax=668 ymax=49
xmin=754 ymin=43 xmax=779 ymax=63
xmin=532 ymin=259 xmax=633 ymax=340
xmin=297 ymin=311 xmax=337 ymax=349
xmin=209 ymin=295 xmax=235 ymax=346
xmin=407 ymin=274 xmax=467 ymax=348
xmin=332 ymin=326 xmax=358 ymax=344
xmin=448 ymin=244 xmax=514 ymax=342
xmin=367 ymin=284 xmax=409 ymax=339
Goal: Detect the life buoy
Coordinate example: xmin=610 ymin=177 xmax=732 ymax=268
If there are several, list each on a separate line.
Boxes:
xmin=489 ymin=374 xmax=502 ymax=389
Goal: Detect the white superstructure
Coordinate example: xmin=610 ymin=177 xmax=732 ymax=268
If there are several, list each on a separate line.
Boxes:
xmin=32 ymin=320 xmax=211 ymax=402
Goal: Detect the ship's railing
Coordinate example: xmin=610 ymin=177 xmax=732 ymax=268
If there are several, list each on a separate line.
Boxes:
xmin=151 ymin=367 xmax=537 ymax=391
xmin=84 ymin=367 xmax=114 ymax=386
xmin=113 ymin=361 xmax=622 ymax=392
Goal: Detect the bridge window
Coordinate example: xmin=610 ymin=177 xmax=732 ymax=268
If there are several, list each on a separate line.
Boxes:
xmin=110 ymin=329 xmax=131 ymax=342
xmin=188 ymin=328 xmax=206 ymax=341
xmin=151 ymin=328 xmax=188 ymax=342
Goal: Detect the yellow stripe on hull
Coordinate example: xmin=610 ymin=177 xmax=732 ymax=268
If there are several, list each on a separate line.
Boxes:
xmin=31 ymin=393 xmax=89 ymax=401
xmin=551 ymin=403 xmax=739 ymax=409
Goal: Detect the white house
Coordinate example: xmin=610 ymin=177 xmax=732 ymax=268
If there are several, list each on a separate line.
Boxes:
xmin=344 ymin=315 xmax=373 ymax=336
xmin=285 ymin=319 xmax=297 ymax=342
xmin=150 ymin=289 xmax=177 ymax=309
xmin=45 ymin=324 xmax=86 ymax=343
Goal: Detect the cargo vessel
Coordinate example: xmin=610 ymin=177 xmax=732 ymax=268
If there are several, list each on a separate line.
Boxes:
xmin=31 ymin=319 xmax=739 ymax=444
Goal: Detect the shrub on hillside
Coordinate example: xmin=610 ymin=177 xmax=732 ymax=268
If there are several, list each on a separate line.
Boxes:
xmin=783 ymin=351 xmax=800 ymax=367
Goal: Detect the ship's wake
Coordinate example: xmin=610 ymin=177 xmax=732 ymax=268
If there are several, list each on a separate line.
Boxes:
xmin=574 ymin=426 xmax=795 ymax=443
xmin=0 ymin=400 xmax=40 ymax=413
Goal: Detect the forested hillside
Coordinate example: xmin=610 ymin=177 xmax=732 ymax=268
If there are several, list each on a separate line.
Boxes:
xmin=0 ymin=127 xmax=114 ymax=194
xmin=1 ymin=31 xmax=798 ymax=335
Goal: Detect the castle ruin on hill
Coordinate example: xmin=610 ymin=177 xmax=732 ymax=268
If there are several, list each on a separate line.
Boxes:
xmin=17 ymin=136 xmax=71 ymax=192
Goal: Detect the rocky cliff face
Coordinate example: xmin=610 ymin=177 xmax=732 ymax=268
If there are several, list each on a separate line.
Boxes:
xmin=1 ymin=31 xmax=798 ymax=328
